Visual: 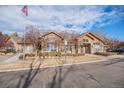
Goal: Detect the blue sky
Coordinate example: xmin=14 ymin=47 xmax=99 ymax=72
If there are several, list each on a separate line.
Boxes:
xmin=0 ymin=5 xmax=124 ymax=41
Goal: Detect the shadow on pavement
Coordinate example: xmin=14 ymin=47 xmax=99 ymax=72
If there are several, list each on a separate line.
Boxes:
xmin=47 ymin=65 xmax=73 ymax=88
xmin=16 ymin=57 xmax=42 ymax=88
xmin=15 ymin=56 xmax=73 ymax=88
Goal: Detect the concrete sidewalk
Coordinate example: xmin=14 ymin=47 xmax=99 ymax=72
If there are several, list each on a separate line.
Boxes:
xmin=2 ymin=53 xmax=22 ymax=63
xmin=0 ymin=55 xmax=13 ymax=63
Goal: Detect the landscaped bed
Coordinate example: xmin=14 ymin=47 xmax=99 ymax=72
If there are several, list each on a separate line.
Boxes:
xmin=0 ymin=55 xmax=105 ymax=71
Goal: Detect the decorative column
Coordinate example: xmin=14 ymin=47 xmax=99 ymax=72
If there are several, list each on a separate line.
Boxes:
xmin=78 ymin=45 xmax=81 ymax=54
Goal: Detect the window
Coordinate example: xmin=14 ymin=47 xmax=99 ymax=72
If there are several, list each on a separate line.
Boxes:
xmin=83 ymin=39 xmax=88 ymax=42
xmin=92 ymin=43 xmax=101 ymax=52
xmin=47 ymin=42 xmax=55 ymax=51
xmin=86 ymin=39 xmax=88 ymax=42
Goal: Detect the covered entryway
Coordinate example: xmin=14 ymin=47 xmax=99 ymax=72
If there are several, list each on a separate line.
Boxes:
xmin=79 ymin=43 xmax=91 ymax=54
xmin=84 ymin=43 xmax=91 ymax=54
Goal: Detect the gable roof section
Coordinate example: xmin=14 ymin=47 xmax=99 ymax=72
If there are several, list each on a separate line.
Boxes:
xmin=41 ymin=32 xmax=64 ymax=40
xmin=78 ymin=32 xmax=106 ymax=45
xmin=1 ymin=37 xmax=15 ymax=47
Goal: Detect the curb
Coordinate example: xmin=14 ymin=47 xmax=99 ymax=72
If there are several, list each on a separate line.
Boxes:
xmin=0 ymin=55 xmax=123 ymax=73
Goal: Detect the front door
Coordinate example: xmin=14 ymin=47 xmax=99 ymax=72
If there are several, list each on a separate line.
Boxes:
xmin=85 ymin=44 xmax=91 ymax=54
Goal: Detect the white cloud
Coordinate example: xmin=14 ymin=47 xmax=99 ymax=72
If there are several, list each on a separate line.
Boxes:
xmin=0 ymin=5 xmax=124 ymax=35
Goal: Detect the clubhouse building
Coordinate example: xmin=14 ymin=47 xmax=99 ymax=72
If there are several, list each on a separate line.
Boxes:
xmin=8 ymin=31 xmax=108 ymax=54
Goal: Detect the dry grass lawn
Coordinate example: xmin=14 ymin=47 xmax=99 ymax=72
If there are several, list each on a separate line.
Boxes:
xmin=0 ymin=55 xmax=105 ymax=71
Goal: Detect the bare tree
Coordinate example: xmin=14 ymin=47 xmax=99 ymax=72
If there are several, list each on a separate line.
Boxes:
xmin=59 ymin=31 xmax=78 ymax=54
xmin=0 ymin=32 xmax=10 ymax=48
xmin=24 ymin=25 xmax=41 ymax=56
xmin=91 ymin=29 xmax=121 ymax=50
xmin=107 ymin=38 xmax=120 ymax=49
xmin=0 ymin=32 xmax=5 ymax=47
xmin=117 ymin=42 xmax=124 ymax=48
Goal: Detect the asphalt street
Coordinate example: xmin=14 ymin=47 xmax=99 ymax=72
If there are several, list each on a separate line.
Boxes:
xmin=0 ymin=57 xmax=124 ymax=88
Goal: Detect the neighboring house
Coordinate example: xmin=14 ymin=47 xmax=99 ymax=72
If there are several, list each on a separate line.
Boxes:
xmin=0 ymin=37 xmax=16 ymax=54
xmin=10 ymin=37 xmax=22 ymax=52
xmin=4 ymin=36 xmax=34 ymax=53
xmin=17 ymin=38 xmax=35 ymax=53
xmin=9 ymin=31 xmax=108 ymax=54
xmin=4 ymin=37 xmax=15 ymax=49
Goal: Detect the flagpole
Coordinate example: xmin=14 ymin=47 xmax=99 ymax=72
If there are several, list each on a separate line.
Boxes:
xmin=21 ymin=5 xmax=28 ymax=61
xmin=23 ymin=27 xmax=26 ymax=61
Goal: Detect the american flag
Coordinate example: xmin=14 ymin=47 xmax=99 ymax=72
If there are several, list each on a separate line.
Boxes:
xmin=21 ymin=5 xmax=28 ymax=16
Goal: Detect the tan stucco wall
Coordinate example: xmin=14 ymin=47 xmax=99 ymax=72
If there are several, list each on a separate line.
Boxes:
xmin=42 ymin=33 xmax=64 ymax=52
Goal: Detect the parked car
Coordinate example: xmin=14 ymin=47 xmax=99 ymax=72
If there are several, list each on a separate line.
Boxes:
xmin=116 ymin=48 xmax=124 ymax=54
xmin=106 ymin=48 xmax=124 ymax=54
xmin=106 ymin=48 xmax=117 ymax=52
